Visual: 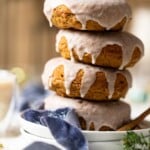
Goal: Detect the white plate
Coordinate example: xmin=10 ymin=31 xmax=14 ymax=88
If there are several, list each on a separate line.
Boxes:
xmin=21 ymin=129 xmax=124 ymax=150
xmin=21 ymin=129 xmax=64 ymax=150
xmin=19 ymin=115 xmax=150 ymax=142
xmin=21 ymin=127 xmax=150 ymax=150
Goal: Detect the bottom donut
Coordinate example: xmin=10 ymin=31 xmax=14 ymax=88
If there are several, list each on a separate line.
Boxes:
xmin=44 ymin=92 xmax=131 ymax=131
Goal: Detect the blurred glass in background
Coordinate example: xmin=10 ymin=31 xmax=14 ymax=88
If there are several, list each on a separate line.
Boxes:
xmin=0 ymin=70 xmax=17 ymax=136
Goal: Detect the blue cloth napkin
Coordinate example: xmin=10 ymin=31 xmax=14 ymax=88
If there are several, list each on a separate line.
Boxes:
xmin=19 ymin=81 xmax=48 ymax=111
xmin=22 ymin=108 xmax=88 ymax=150
xmin=41 ymin=117 xmax=88 ymax=150
xmin=23 ymin=142 xmax=60 ymax=150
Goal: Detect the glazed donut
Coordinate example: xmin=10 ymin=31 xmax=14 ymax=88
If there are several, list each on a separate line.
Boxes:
xmin=43 ymin=0 xmax=132 ymax=31
xmin=56 ymin=30 xmax=144 ymax=69
xmin=42 ymin=57 xmax=132 ymax=101
xmin=44 ymin=92 xmax=131 ymax=131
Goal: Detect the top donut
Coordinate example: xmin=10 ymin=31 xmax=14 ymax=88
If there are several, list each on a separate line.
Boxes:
xmin=43 ymin=0 xmax=132 ymax=31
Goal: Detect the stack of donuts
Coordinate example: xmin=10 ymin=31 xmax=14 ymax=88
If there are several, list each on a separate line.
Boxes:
xmin=42 ymin=0 xmax=144 ymax=131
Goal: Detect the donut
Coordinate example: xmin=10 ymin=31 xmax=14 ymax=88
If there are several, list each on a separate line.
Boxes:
xmin=56 ymin=30 xmax=144 ymax=69
xmin=43 ymin=0 xmax=132 ymax=31
xmin=42 ymin=57 xmax=132 ymax=101
xmin=44 ymin=92 xmax=131 ymax=131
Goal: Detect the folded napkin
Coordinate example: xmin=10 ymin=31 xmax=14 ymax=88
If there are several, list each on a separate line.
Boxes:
xmin=19 ymin=81 xmax=48 ymax=111
xmin=22 ymin=108 xmax=88 ymax=150
xmin=24 ymin=142 xmax=60 ymax=150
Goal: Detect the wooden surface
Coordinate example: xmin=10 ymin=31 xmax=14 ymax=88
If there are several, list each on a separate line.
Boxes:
xmin=0 ymin=0 xmax=58 ymax=74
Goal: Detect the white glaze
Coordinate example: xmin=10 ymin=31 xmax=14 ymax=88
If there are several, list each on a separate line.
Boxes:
xmin=56 ymin=30 xmax=144 ymax=69
xmin=44 ymin=92 xmax=131 ymax=130
xmin=42 ymin=57 xmax=132 ymax=99
xmin=43 ymin=0 xmax=132 ymax=30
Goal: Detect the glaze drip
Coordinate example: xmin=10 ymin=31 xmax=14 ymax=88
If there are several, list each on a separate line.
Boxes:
xmin=56 ymin=30 xmax=144 ymax=69
xmin=43 ymin=0 xmax=132 ymax=30
xmin=42 ymin=58 xmax=132 ymax=99
xmin=44 ymin=92 xmax=131 ymax=130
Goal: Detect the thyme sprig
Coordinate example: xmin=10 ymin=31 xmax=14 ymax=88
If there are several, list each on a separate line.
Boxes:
xmin=123 ymin=131 xmax=150 ymax=150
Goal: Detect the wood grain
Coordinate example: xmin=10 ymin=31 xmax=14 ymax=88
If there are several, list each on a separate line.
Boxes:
xmin=0 ymin=0 xmax=58 ymax=74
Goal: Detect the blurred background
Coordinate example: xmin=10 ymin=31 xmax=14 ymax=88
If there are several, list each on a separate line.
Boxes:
xmin=0 ymin=0 xmax=150 ymax=75
xmin=0 ymin=0 xmax=57 ymax=76
xmin=0 ymin=0 xmax=150 ymax=103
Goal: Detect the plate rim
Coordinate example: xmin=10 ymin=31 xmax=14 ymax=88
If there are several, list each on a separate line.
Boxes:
xmin=19 ymin=115 xmax=150 ymax=142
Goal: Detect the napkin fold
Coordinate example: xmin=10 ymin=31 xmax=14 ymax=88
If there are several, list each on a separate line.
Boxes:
xmin=23 ymin=142 xmax=60 ymax=150
xmin=22 ymin=108 xmax=88 ymax=150
xmin=22 ymin=108 xmax=80 ymax=127
xmin=41 ymin=117 xmax=88 ymax=150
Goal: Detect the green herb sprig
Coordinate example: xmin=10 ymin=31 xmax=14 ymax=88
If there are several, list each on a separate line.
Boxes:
xmin=123 ymin=131 xmax=150 ymax=150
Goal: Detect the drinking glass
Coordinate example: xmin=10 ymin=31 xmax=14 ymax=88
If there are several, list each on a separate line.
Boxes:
xmin=0 ymin=70 xmax=17 ymax=136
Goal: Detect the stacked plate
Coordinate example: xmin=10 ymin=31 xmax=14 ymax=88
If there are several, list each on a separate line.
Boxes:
xmin=20 ymin=115 xmax=150 ymax=150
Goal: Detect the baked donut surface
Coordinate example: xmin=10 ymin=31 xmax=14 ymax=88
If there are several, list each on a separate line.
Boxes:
xmin=42 ymin=58 xmax=132 ymax=101
xmin=43 ymin=0 xmax=132 ymax=31
xmin=56 ymin=30 xmax=144 ymax=69
xmin=44 ymin=92 xmax=131 ymax=131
